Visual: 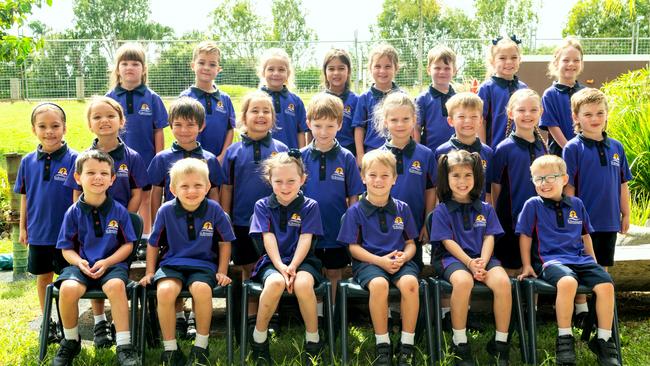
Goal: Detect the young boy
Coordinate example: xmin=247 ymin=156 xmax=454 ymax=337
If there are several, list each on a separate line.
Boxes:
xmin=338 ymin=150 xmax=420 ymax=366
xmin=54 ymin=150 xmax=139 ymax=366
xmin=140 ymin=158 xmax=235 ymax=366
xmin=300 ymin=93 xmax=364 ymax=307
xmin=415 ymin=45 xmax=457 ymax=152
xmin=15 ymin=103 xmax=78 ymax=344
xmin=180 ymin=41 xmax=236 ymax=162
xmin=148 ymin=96 xmax=225 ymax=339
xmin=517 ymin=155 xmax=620 ymax=366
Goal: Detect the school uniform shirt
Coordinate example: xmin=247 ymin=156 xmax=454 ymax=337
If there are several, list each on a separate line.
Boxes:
xmin=222 ymin=133 xmax=288 ymax=226
xmin=563 ymin=132 xmax=632 ymax=232
xmin=415 ymin=85 xmax=456 ymax=151
xmin=337 ymin=194 xmax=418 ymax=257
xmin=325 ymin=89 xmax=358 ymax=148
xmin=148 ymin=141 xmax=225 ymax=203
xmin=106 ymin=84 xmax=168 ymax=167
xmin=300 ymin=141 xmax=365 ymax=248
xmin=56 ymin=195 xmax=136 ymax=271
xmin=435 ymin=136 xmax=494 ymax=199
xmin=352 ymin=83 xmax=402 ymax=151
xmin=250 ymin=192 xmax=323 ymax=272
xmin=491 ymin=134 xmax=547 ymax=229
xmin=149 ymin=198 xmax=236 ymax=272
xmin=516 ymin=195 xmax=595 ymax=269
xmin=180 ymin=86 xmax=236 ymax=157
xmin=261 ymin=86 xmax=307 ymax=149
xmin=64 ymin=138 xmax=149 ymax=208
xmin=540 ymin=81 xmax=585 ymax=150
xmin=477 ymin=76 xmax=528 ymax=149
xmin=430 ymin=199 xmax=504 ymax=268
xmin=381 ymin=139 xmax=436 ymax=231
xmin=14 ymin=143 xmax=78 ymax=246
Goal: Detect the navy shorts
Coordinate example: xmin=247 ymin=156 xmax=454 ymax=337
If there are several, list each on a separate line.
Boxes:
xmin=154 ymin=265 xmax=217 ymax=289
xmin=255 ymin=254 xmax=324 ymax=285
xmin=441 ymin=259 xmax=502 ymax=282
xmin=591 ymin=231 xmax=617 ymax=267
xmin=541 ymin=262 xmax=613 ymax=288
xmin=28 ymin=245 xmax=67 ymax=275
xmin=315 ymin=247 xmax=350 ymax=269
xmin=55 ymin=265 xmax=128 ymax=290
xmin=231 ymin=225 xmax=261 ymax=266
xmin=352 ymin=260 xmax=420 ymax=289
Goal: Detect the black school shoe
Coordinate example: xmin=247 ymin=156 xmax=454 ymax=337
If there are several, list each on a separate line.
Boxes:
xmin=588 ymin=337 xmax=621 ymax=366
xmin=304 ymin=340 xmax=324 ymax=365
xmin=397 ymin=342 xmax=415 ymax=366
xmin=93 ymin=320 xmax=114 ymax=348
xmin=116 ymin=344 xmax=140 ymax=366
xmin=52 ymin=338 xmax=81 ymax=366
xmin=486 ymin=339 xmax=511 ymax=366
xmin=161 ymin=349 xmax=187 ymax=366
xmin=452 ymin=342 xmax=475 ymax=366
xmin=375 ymin=342 xmax=393 ymax=366
xmin=185 ymin=346 xmax=210 ymax=366
xmin=555 ymin=335 xmax=576 ymax=365
xmin=250 ymin=338 xmax=272 ymax=366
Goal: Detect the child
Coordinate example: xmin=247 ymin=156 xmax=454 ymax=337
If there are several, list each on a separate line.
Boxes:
xmin=436 ymin=92 xmax=494 ymax=203
xmin=415 ymin=45 xmax=457 ymax=152
xmin=541 ymin=38 xmax=586 ymax=156
xmin=517 ymin=155 xmax=620 ymax=366
xmin=491 ymin=89 xmax=548 ymax=275
xmin=352 ymin=44 xmax=403 ymax=165
xmin=258 ymin=48 xmax=308 ymax=149
xmin=322 ymin=48 xmax=359 ymax=155
xmin=53 ymin=150 xmax=139 ymax=366
xmin=338 ymin=150 xmax=420 ymax=366
xmin=15 ymin=103 xmax=78 ymax=344
xmin=430 ymin=150 xmax=511 ymax=365
xmin=64 ymin=96 xmax=149 ymax=348
xmin=180 ymin=41 xmax=236 ymax=162
xmin=374 ymin=92 xmax=436 ymax=268
xmin=300 ymin=93 xmax=364 ymax=305
xmin=140 ymin=158 xmax=235 ymax=366
xmin=478 ymin=35 xmax=528 ymax=149
xmin=249 ymin=151 xmax=325 ymax=365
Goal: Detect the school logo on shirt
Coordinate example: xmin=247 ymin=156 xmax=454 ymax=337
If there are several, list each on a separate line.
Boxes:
xmin=270 ymin=152 xmax=278 ymax=157
xmin=344 ymin=105 xmax=352 ymax=116
xmin=331 ymin=167 xmax=345 ymax=181
xmin=215 ymin=100 xmax=226 ymax=113
xmin=117 ymin=163 xmax=129 ymax=178
xmin=288 ymin=213 xmax=302 ymax=227
xmin=54 ymin=167 xmax=68 ymax=182
xmin=482 ymin=160 xmax=488 ymax=169
xmin=408 ymin=160 xmax=423 ymax=175
xmin=106 ymin=220 xmax=119 ymax=235
xmin=611 ymin=153 xmax=620 ymax=167
xmin=285 ymin=103 xmax=296 ymax=116
xmin=138 ymin=103 xmax=152 ymax=116
xmin=474 ymin=214 xmax=487 ymax=227
xmin=568 ymin=210 xmax=582 ymax=225
xmin=199 ymin=221 xmax=214 ymax=237
xmin=392 ymin=216 xmax=404 ymax=230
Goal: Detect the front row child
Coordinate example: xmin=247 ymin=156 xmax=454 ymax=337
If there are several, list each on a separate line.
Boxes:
xmin=53 ymin=150 xmax=139 ymax=366
xmin=338 ymin=150 xmax=420 ymax=366
xmin=140 ymin=158 xmax=235 ymax=366
xmin=430 ymin=150 xmax=511 ymax=366
xmin=517 ymin=155 xmax=620 ymax=366
xmin=249 ymin=151 xmax=325 ymax=365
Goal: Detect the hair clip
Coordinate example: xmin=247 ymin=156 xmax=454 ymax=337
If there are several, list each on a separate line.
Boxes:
xmin=287 ymin=148 xmax=302 ymax=159
xmin=509 ymin=34 xmax=522 ymax=45
xmin=491 ymin=36 xmax=503 ymax=45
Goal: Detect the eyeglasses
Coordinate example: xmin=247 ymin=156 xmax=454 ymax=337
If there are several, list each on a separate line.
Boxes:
xmin=531 ymin=174 xmax=564 ymax=186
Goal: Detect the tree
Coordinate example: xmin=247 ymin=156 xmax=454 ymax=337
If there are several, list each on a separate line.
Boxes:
xmin=474 ymin=0 xmax=539 ymax=41
xmin=210 ymin=0 xmax=269 ymax=61
xmin=0 ymin=0 xmax=52 ymax=64
xmin=269 ymin=0 xmax=318 ymax=65
xmin=563 ymin=0 xmax=649 ymax=38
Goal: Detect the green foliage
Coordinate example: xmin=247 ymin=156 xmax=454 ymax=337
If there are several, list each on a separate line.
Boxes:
xmin=0 ymin=0 xmax=51 ymax=64
xmin=210 ymin=0 xmax=269 ymax=61
xmin=147 ymin=41 xmax=195 ymax=96
xmin=294 ymin=66 xmax=320 ymax=90
xmin=474 ymin=0 xmax=539 ymax=41
xmin=269 ymin=0 xmax=318 ymax=65
xmin=563 ymin=0 xmax=649 ymax=39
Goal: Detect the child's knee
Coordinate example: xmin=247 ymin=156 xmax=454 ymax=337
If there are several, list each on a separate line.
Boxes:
xmin=265 ymin=275 xmax=286 ymax=293
xmin=189 ymin=281 xmax=212 ymax=297
xmin=102 ymin=279 xmax=126 ymax=294
xmin=450 ymin=272 xmax=474 ymax=292
xmin=556 ymin=276 xmax=578 ymax=292
xmin=157 ymin=280 xmax=181 ymax=302
xmin=368 ymin=277 xmax=389 ymax=295
xmin=398 ymin=275 xmax=418 ymax=294
xmin=593 ymin=282 xmax=614 ymax=297
xmin=293 ymin=274 xmax=315 ymax=294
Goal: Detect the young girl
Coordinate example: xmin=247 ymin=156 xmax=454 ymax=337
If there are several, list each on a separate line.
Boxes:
xmin=430 ymin=149 xmax=511 ymax=365
xmin=374 ymin=92 xmax=436 ymax=267
xmin=322 ymin=48 xmax=358 ymax=155
xmin=478 ymin=35 xmax=528 ymax=149
xmin=258 ymin=48 xmax=308 ymax=149
xmin=541 ymin=37 xmax=585 ymax=156
xmin=248 ymin=151 xmax=324 ymax=364
xmin=352 ymin=44 xmax=403 ymax=165
xmin=491 ymin=89 xmax=548 ymax=275
xmin=64 ymin=96 xmax=149 ymax=348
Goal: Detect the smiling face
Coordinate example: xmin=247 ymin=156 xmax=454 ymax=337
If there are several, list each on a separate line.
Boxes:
xmin=371 ymin=55 xmax=396 ymax=90
xmin=428 ymin=60 xmax=455 ymax=89
xmin=447 ymin=164 xmax=475 ymax=202
xmin=362 ymin=160 xmax=397 ymax=199
xmin=269 ymin=163 xmax=306 ymax=205
xmin=74 ymin=158 xmax=115 ymax=195
xmin=573 ymin=102 xmax=607 ymax=139
xmin=32 ymin=110 xmax=66 ymax=153
xmin=170 ymin=171 xmax=210 ymax=211
xmin=308 ymin=117 xmax=340 ymax=149
xmin=555 ymin=46 xmax=583 ymax=84
xmin=491 ymin=45 xmax=521 ymax=79
xmin=170 ymin=117 xmax=202 ymax=147
xmin=243 ymin=98 xmax=274 ymax=136
xmin=325 ymin=57 xmax=349 ymax=92
xmin=384 ymin=105 xmax=416 ymax=142
xmin=531 ymin=165 xmax=567 ymax=201
xmin=88 ymin=102 xmax=124 ymax=138
xmin=263 ymin=57 xmax=289 ymax=91
xmin=191 ymin=51 xmax=221 ymax=86
xmin=508 ymin=96 xmax=542 ymax=133
xmin=448 ymin=106 xmax=482 ymax=141
xmin=118 ymin=59 xmax=144 ymax=86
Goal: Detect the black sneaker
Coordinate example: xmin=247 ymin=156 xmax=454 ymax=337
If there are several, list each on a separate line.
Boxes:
xmin=555 ymin=335 xmax=576 ymax=365
xmin=161 ymin=349 xmax=187 ymax=366
xmin=452 ymin=342 xmax=474 ymax=366
xmin=574 ymin=311 xmax=588 ymax=330
xmin=588 ymin=337 xmax=621 ymax=366
xmin=46 ymin=319 xmax=61 ymax=344
xmin=52 ymin=338 xmax=81 ymax=366
xmin=304 ymin=340 xmax=324 ymax=365
xmin=397 ymin=342 xmax=415 ymax=366
xmin=486 ymin=339 xmax=510 ymax=366
xmin=93 ymin=320 xmax=114 ymax=348
xmin=116 ymin=344 xmax=140 ymax=366
xmin=176 ymin=316 xmax=188 ymax=340
xmin=186 ymin=317 xmax=197 ymax=340
xmin=250 ymin=338 xmax=272 ymax=366
xmin=374 ymin=342 xmax=393 ymax=366
xmin=185 ymin=346 xmax=210 ymax=366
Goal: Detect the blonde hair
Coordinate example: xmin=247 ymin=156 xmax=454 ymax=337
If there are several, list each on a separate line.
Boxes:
xmin=571 ymin=87 xmax=609 ymax=133
xmin=169 ymin=158 xmax=210 ymax=189
xmin=86 ymin=96 xmax=125 ymax=126
xmin=258 ymin=48 xmax=295 ymax=89
xmin=322 ymin=48 xmax=352 ymax=90
xmin=367 ymin=44 xmax=400 ymax=73
xmin=192 ymin=40 xmax=222 ymax=62
xmin=307 ymin=93 xmax=343 ymax=125
xmin=261 ymin=151 xmax=306 ymax=183
xmin=372 ymin=92 xmax=417 ymax=138
xmin=110 ymin=43 xmax=147 ymax=89
xmin=238 ymin=91 xmax=276 ymax=132
xmin=427 ymin=45 xmax=457 ymax=69
xmin=530 ymin=154 xmax=567 ymax=176
xmin=486 ymin=37 xmax=523 ymax=79
xmin=547 ymin=37 xmax=584 ymax=80
xmin=360 ymin=149 xmax=397 ymax=177
xmin=445 ymin=92 xmax=483 ymax=117
xmin=505 ymin=89 xmax=548 ymax=150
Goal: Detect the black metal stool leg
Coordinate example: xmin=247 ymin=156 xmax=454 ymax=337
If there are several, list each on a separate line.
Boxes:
xmin=525 ymin=280 xmax=538 ymax=365
xmin=421 ymin=280 xmax=435 ymax=366
xmin=39 ymin=284 xmax=55 ymax=362
xmin=340 ymin=283 xmax=348 ymax=365
xmin=512 ymin=279 xmax=529 ymax=364
xmin=240 ymin=282 xmax=249 ymax=365
xmin=226 ymin=285 xmax=233 ymax=366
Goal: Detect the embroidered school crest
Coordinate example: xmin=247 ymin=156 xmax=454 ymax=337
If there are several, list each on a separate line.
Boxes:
xmin=138 ymin=103 xmax=152 ymax=116
xmin=199 ymin=221 xmax=214 ymax=237
xmin=474 ymin=214 xmax=487 ymax=227
xmin=408 ymin=160 xmax=423 ymax=175
xmin=344 ymin=105 xmax=352 ymax=116
xmin=106 ymin=220 xmax=119 ymax=235
xmin=611 ymin=153 xmax=620 ymax=167
xmin=331 ymin=167 xmax=345 ymax=181
xmin=288 ymin=213 xmax=302 ymax=227
xmin=54 ymin=167 xmax=68 ymax=181
xmin=215 ymin=100 xmax=226 ymax=113
xmin=482 ymin=160 xmax=488 ymax=169
xmin=568 ymin=210 xmax=582 ymax=225
xmin=117 ymin=163 xmax=129 ymax=178
xmin=392 ymin=216 xmax=404 ymax=230
xmin=285 ymin=103 xmax=296 ymax=116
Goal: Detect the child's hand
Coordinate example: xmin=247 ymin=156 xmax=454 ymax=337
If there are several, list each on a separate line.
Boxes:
xmin=286 ymin=264 xmax=297 ymax=293
xmin=139 ymin=273 xmax=154 ymax=286
xmin=278 ymin=264 xmax=293 ymax=294
xmin=379 ymin=251 xmax=400 ymax=274
xmin=473 ymin=269 xmax=487 ymax=282
xmin=393 ymin=251 xmax=406 ymax=268
xmin=19 ymin=228 xmax=28 ymax=247
xmin=418 ymin=226 xmax=429 ymax=243
xmin=620 ymin=214 xmax=630 ymax=234
xmin=89 ymin=259 xmax=109 ymax=279
xmin=517 ymin=265 xmax=537 ymax=281
xmin=77 ymin=259 xmax=93 ymax=277
xmin=216 ymin=273 xmax=231 ymax=287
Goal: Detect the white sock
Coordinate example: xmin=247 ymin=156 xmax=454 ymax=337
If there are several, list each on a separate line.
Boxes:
xmin=142 ymin=233 xmax=150 ymax=240
xmin=253 ymin=327 xmax=267 ymax=344
xmin=375 ymin=333 xmax=390 ymax=345
xmin=317 ymin=302 xmax=324 ymax=317
xmin=63 ymin=326 xmax=79 ymax=341
xmin=401 ymin=331 xmax=415 ymax=346
xmin=176 ymin=311 xmax=185 ymax=319
xmin=93 ymin=313 xmax=107 ymax=325
xmin=597 ymin=328 xmax=612 ymax=341
xmin=452 ymin=328 xmax=467 ymax=345
xmin=558 ymin=327 xmax=573 ymax=337
xmin=163 ymin=339 xmax=177 ymax=351
xmin=306 ymin=331 xmax=319 ymax=343
xmin=575 ymin=302 xmax=588 ymax=314
xmin=195 ymin=333 xmax=209 ymax=349
xmin=188 ymin=311 xmax=195 ymax=320
xmin=495 ymin=331 xmax=509 ymax=343
xmin=441 ymin=307 xmax=450 ymax=318
xmin=115 ymin=331 xmax=131 ymax=346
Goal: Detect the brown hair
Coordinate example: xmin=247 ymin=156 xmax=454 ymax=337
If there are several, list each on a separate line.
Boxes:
xmin=427 ymin=45 xmax=457 ymax=69
xmin=168 ymin=97 xmax=206 ymax=129
xmin=322 ymin=48 xmax=352 ymax=90
xmin=110 ymin=42 xmax=147 ymax=89
xmin=307 ymin=93 xmax=344 ymax=125
xmin=360 ymin=149 xmax=397 ymax=177
xmin=238 ymin=91 xmax=276 ymax=132
xmin=31 ymin=102 xmax=66 ymax=126
xmin=261 ymin=151 xmax=306 ymax=183
xmin=367 ymin=44 xmax=400 ymax=73
xmin=192 ymin=40 xmax=222 ymax=62
xmin=445 ymin=92 xmax=483 ymax=117
xmin=75 ymin=149 xmax=115 ymax=176
xmin=372 ymin=92 xmax=417 ymax=138
xmin=547 ymin=37 xmax=584 ymax=80
xmin=570 ymin=87 xmax=609 ymax=133
xmin=505 ymin=89 xmax=548 ymax=151
xmin=436 ymin=150 xmax=484 ymax=202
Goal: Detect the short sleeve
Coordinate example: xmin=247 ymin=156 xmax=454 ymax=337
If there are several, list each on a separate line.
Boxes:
xmin=540 ymin=91 xmax=560 ymax=128
xmin=426 ymin=149 xmax=437 ymax=188
xmin=148 ymin=208 xmax=166 ymax=247
xmin=64 ymin=164 xmax=81 ymax=191
xmin=295 ymin=98 xmax=308 ymax=132
xmin=484 ymin=204 xmax=504 ymax=236
xmin=222 ymin=147 xmax=236 ymax=185
xmin=147 ymin=155 xmax=166 ymax=187
xmin=515 ymin=200 xmax=535 ymax=236
xmin=56 ymin=207 xmax=78 ymax=250
xmin=415 ymin=94 xmax=426 ymax=127
xmin=618 ymin=145 xmax=633 ymax=182
xmin=300 ymin=201 xmax=323 ymax=236
xmin=129 ymin=152 xmax=150 ymax=188
xmin=118 ymin=209 xmax=137 ymax=243
xmin=562 ymin=143 xmax=579 ymax=187
xmin=402 ymin=204 xmax=419 ymax=240
xmin=152 ymin=94 xmax=169 ymax=129
xmin=337 ymin=208 xmax=360 ymax=245
xmin=351 ymin=95 xmax=369 ymax=128
xmin=207 ymin=156 xmax=226 ymax=186
xmin=13 ymin=158 xmax=26 ymax=194
xmin=249 ymin=199 xmax=271 ymax=234
xmin=213 ymin=206 xmax=236 ymax=242
xmin=477 ymin=83 xmax=490 ymax=118
xmin=345 ymin=154 xmax=365 ymax=197
xmin=429 ymin=205 xmax=454 ymax=242
xmin=226 ymin=98 xmax=236 ymax=129
xmin=579 ymin=199 xmax=595 ymax=235
xmin=491 ymin=145 xmax=507 ymax=184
